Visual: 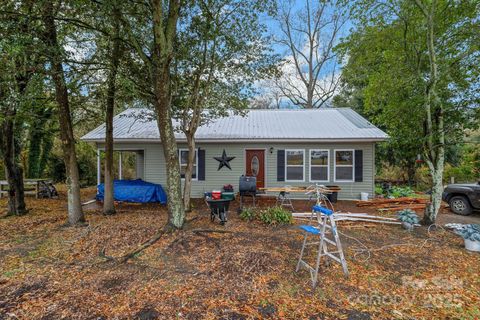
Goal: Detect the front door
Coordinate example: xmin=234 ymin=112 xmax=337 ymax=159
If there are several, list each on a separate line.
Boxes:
xmin=245 ymin=149 xmax=265 ymax=189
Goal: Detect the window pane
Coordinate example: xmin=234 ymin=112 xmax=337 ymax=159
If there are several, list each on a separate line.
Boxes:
xmin=311 ymin=150 xmax=328 ymax=166
xmin=181 ymin=165 xmax=197 ymax=179
xmin=336 ymin=151 xmax=353 ymax=165
xmin=180 ymin=150 xmax=188 ymax=165
xmin=336 ymin=167 xmax=353 ymax=180
xmin=180 ymin=165 xmax=186 ymax=177
xmin=287 ymin=150 xmax=304 ymax=165
xmin=180 ymin=150 xmax=196 ymax=165
xmin=192 ymin=165 xmax=197 ymax=179
xmin=287 ymin=167 xmax=303 ymax=180
xmin=251 ymin=156 xmax=259 ymax=176
xmin=311 ymin=167 xmax=328 ymax=181
xmin=180 ymin=150 xmax=197 ymax=178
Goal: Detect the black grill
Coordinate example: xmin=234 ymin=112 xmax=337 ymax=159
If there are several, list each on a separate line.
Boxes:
xmin=238 ymin=175 xmax=256 ymax=211
xmin=239 ymin=175 xmax=256 ymax=194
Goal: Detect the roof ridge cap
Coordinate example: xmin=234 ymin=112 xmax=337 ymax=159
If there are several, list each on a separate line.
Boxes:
xmin=246 ymin=108 xmax=350 ymax=111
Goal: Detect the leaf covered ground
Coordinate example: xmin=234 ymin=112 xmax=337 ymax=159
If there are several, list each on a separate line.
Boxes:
xmin=1 ymin=188 xmax=479 ymax=319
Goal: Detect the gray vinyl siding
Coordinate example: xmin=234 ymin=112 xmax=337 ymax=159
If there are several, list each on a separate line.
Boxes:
xmin=97 ymin=142 xmax=376 ymax=200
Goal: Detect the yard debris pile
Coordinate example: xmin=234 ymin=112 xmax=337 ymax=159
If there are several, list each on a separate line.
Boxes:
xmin=356 ymin=197 xmax=431 ymax=212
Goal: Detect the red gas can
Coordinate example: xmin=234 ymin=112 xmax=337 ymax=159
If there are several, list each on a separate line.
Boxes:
xmin=212 ymin=190 xmax=222 ymax=200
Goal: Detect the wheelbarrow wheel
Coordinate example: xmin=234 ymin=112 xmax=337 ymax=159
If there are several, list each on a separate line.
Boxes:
xmin=219 ymin=211 xmax=226 ymax=225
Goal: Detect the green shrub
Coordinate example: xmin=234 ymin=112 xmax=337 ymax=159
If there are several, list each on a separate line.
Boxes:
xmin=390 ymin=186 xmax=415 ymax=198
xmin=376 ymin=184 xmax=416 ymax=198
xmin=47 ymin=154 xmax=66 ymax=183
xmin=259 ymin=206 xmax=292 ymax=225
xmin=239 ymin=207 xmax=256 ymax=221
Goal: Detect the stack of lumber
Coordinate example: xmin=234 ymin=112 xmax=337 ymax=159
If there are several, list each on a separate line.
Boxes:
xmin=356 ymin=197 xmax=430 ymax=212
xmin=260 ymin=187 xmax=308 ymax=193
xmin=260 ymin=186 xmax=341 ymax=193
xmin=325 ymin=186 xmax=341 ymax=192
xmin=293 ymin=212 xmax=407 ymax=225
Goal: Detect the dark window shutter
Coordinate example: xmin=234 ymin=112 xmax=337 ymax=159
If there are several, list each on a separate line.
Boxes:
xmin=277 ymin=150 xmax=285 ymax=181
xmin=355 ymin=150 xmax=363 ymax=182
xmin=198 ymin=149 xmax=206 ymax=181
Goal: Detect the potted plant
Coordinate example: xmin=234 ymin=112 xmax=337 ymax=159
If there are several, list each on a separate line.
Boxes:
xmin=450 ymin=224 xmax=480 ymax=252
xmin=397 ymin=209 xmax=419 ymax=231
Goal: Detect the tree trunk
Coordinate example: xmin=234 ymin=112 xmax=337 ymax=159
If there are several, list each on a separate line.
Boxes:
xmin=183 ymin=133 xmax=196 ymax=211
xmin=1 ymin=114 xmax=27 ymax=216
xmin=151 ymin=0 xmax=185 ymax=229
xmin=306 ymin=84 xmax=314 ymax=109
xmin=423 ymin=158 xmax=444 ymax=225
xmin=153 ymin=67 xmax=185 ymax=228
xmin=415 ymin=0 xmax=445 ymax=225
xmin=103 ymin=5 xmax=122 ymax=216
xmin=42 ymin=2 xmax=85 ymax=225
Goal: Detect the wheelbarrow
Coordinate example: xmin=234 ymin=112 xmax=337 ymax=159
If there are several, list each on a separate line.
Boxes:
xmin=205 ymin=198 xmax=231 ymax=225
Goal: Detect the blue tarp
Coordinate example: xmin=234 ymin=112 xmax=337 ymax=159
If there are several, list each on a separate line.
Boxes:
xmin=96 ymin=179 xmax=167 ymax=204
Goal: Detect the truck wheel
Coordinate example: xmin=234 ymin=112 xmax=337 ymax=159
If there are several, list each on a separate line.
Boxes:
xmin=449 ymin=196 xmax=473 ymax=215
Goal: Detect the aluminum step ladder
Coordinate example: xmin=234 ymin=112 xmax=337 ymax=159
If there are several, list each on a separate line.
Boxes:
xmin=296 ymin=205 xmax=349 ymax=287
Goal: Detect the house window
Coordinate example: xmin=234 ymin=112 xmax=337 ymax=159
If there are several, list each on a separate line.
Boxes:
xmin=285 ymin=149 xmax=305 ymax=181
xmin=334 ymin=149 xmax=354 ymax=182
xmin=310 ymin=150 xmax=329 ymax=182
xmin=179 ymin=149 xmax=197 ymax=180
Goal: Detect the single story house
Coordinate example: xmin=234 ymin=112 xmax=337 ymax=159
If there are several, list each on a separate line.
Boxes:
xmin=81 ymin=108 xmax=388 ymax=200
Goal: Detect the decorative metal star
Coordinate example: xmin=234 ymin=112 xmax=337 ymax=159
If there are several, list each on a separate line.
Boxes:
xmin=214 ymin=149 xmax=235 ymax=170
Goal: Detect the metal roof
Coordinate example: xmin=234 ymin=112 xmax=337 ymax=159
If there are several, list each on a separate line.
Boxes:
xmin=81 ymin=108 xmax=388 ymax=143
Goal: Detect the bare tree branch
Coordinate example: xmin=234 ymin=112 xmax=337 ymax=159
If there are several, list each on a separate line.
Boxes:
xmin=273 ymin=0 xmax=349 ymax=108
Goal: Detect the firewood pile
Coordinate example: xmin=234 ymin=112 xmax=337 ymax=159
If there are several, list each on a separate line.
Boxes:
xmin=356 ymin=197 xmax=430 ymax=212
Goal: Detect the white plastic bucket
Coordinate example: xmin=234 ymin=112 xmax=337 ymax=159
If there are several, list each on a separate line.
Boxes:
xmin=465 ymin=239 xmax=480 ymax=252
xmin=360 ymin=192 xmax=369 ymax=201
